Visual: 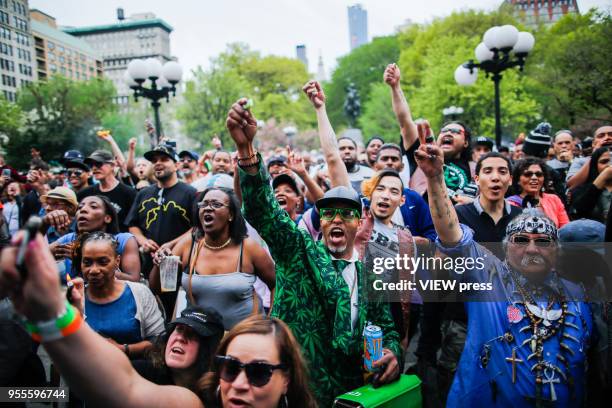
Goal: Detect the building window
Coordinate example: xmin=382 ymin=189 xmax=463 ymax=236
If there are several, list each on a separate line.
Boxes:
xmin=59 ymin=55 xmax=64 ymax=63
xmin=48 ymin=41 xmax=55 ymax=49
xmin=49 ymin=63 xmax=56 ymax=72
xmin=60 ymin=66 xmax=65 ymax=74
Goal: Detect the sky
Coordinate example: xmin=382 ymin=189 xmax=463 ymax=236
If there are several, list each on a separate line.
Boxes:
xmin=30 ymin=0 xmax=611 ymax=80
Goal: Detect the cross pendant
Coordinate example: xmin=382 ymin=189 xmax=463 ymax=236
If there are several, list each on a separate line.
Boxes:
xmin=542 ymin=368 xmax=560 ymax=402
xmin=505 ymin=348 xmax=524 ymax=384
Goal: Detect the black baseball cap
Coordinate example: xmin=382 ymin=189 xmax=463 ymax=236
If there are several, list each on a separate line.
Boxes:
xmin=316 ymin=185 xmax=362 ymax=215
xmin=167 ymin=306 xmax=224 ymax=338
xmin=60 ymin=150 xmax=84 ymax=165
xmin=64 ymin=159 xmax=90 ymax=171
xmin=84 ymin=150 xmax=114 ymax=166
xmin=179 ymin=150 xmax=200 ymax=162
xmin=272 ymin=173 xmax=301 ymax=196
xmin=266 ymin=155 xmax=287 ymax=169
xmin=144 ymin=144 xmax=179 ymax=162
xmin=474 ymin=136 xmax=494 ymax=150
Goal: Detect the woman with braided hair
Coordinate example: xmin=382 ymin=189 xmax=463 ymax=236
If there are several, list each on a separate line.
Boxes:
xmin=49 ymin=195 xmax=141 ymax=282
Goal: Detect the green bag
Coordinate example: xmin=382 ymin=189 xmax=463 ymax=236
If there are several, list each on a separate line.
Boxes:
xmin=333 ymin=374 xmax=422 ymax=408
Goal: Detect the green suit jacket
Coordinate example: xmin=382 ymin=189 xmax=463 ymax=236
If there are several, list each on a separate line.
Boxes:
xmin=239 ymin=159 xmax=401 ymax=407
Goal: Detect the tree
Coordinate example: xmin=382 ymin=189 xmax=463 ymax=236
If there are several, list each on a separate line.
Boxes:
xmin=5 ymin=76 xmax=116 ymax=168
xmin=392 ymin=9 xmax=541 ymax=140
xmin=325 ymin=35 xmax=400 ymax=129
xmin=178 ymin=44 xmax=314 ymax=149
xmin=0 ymin=97 xmax=23 ymax=155
xmin=527 ymin=10 xmax=612 ymax=130
xmin=178 ymin=66 xmax=251 ymax=149
xmin=358 ymin=83 xmax=397 ymax=140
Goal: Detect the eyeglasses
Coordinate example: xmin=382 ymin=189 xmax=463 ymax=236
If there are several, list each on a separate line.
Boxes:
xmin=522 ymin=171 xmax=544 ymax=178
xmin=197 ymin=200 xmax=229 ymax=210
xmin=65 ymin=170 xmax=84 ymax=177
xmin=180 ymin=158 xmax=194 ymax=163
xmin=319 ymin=207 xmax=360 ymax=221
xmin=440 ymin=127 xmax=464 ymax=136
xmin=215 ymin=355 xmax=286 ymax=387
xmin=510 ymin=235 xmax=555 ymax=248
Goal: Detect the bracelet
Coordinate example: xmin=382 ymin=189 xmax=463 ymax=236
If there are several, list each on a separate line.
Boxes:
xmin=237 ymin=151 xmax=257 ymax=163
xmin=24 ymin=301 xmax=83 ymax=343
xmin=123 ymin=343 xmax=130 ymax=356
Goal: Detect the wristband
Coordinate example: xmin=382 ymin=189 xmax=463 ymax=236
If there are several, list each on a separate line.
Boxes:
xmin=124 ymin=343 xmax=130 ymax=356
xmin=24 ymin=301 xmax=83 ymax=343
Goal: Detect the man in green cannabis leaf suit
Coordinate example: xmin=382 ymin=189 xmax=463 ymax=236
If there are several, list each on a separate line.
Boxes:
xmin=226 ymin=98 xmax=401 ymax=407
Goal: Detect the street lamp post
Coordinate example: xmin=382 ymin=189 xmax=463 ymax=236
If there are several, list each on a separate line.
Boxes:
xmin=125 ymin=58 xmax=183 ymax=146
xmin=442 ymin=105 xmax=464 ymax=121
xmin=454 ymin=25 xmax=535 ymax=148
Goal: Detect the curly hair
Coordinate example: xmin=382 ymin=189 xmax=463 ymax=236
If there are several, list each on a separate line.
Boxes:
xmin=511 ymin=157 xmax=551 ymax=196
xmin=197 ymin=315 xmax=317 ymax=408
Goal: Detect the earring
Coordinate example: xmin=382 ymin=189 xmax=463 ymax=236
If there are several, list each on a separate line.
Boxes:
xmin=216 ymin=385 xmax=221 ymax=403
xmin=279 ymin=394 xmax=288 ymax=408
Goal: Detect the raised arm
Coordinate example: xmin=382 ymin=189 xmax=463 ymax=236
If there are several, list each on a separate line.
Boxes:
xmin=286 ymin=147 xmax=325 ymax=202
xmin=302 ymin=80 xmax=350 ymax=188
xmin=414 ymin=121 xmax=462 ymax=246
xmin=384 ymin=64 xmax=418 ymax=151
xmin=97 ymin=130 xmax=127 ymax=170
xmin=0 ymin=234 xmax=201 ymax=407
xmin=126 ymin=137 xmax=138 ymax=179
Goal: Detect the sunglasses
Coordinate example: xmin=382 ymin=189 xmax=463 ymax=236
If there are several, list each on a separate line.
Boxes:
xmin=65 ymin=169 xmax=85 ymax=177
xmin=197 ymin=200 xmax=229 ymax=210
xmin=522 ymin=171 xmax=544 ymax=178
xmin=510 ymin=235 xmax=555 ymax=248
xmin=90 ymin=161 xmax=112 ymax=168
xmin=319 ymin=207 xmax=360 ymax=221
xmin=215 ymin=355 xmax=286 ymax=387
xmin=440 ymin=127 xmax=464 ymax=136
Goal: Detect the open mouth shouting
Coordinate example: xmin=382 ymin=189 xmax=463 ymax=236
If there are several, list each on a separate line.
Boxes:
xmin=276 ymin=195 xmax=287 ymax=209
xmin=201 ymin=213 xmax=215 ymax=228
xmin=439 ymin=135 xmax=455 ymax=149
xmin=329 ymin=227 xmax=346 ymax=246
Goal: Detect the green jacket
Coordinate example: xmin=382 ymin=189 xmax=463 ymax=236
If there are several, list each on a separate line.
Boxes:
xmin=239 ymin=159 xmax=401 ymax=407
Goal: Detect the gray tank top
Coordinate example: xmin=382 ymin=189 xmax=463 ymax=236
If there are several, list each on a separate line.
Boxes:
xmin=181 ymin=241 xmax=262 ymax=330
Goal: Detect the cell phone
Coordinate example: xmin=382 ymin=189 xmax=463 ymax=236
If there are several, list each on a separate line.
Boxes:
xmin=608 ymin=147 xmax=612 ymax=167
xmin=2 ymin=168 xmax=10 ymax=178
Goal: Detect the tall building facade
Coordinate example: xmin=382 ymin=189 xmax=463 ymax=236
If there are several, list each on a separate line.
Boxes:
xmin=0 ymin=0 xmax=36 ymax=102
xmin=506 ymin=0 xmax=579 ymax=28
xmin=296 ymin=44 xmax=308 ymax=71
xmin=348 ymin=4 xmax=368 ymax=50
xmin=63 ymin=11 xmax=174 ymax=104
xmin=30 ymin=9 xmax=102 ymax=82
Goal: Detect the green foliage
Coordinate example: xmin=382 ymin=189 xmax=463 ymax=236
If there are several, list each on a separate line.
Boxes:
xmin=358 ymin=83 xmax=397 ymax=139
xmin=178 ymin=66 xmax=250 ymax=150
xmin=178 ymin=44 xmax=314 ymax=150
xmin=390 ymin=9 xmax=541 ymax=140
xmin=408 ymin=34 xmax=541 ymax=138
xmin=5 ymin=76 xmax=116 ymax=168
xmin=0 ymin=97 xmax=23 ymax=151
xmin=325 ymin=36 xmax=400 ymax=129
xmin=526 ymin=10 xmax=612 ymax=130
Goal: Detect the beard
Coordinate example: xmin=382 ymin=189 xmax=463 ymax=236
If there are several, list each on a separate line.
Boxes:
xmin=179 ymin=168 xmax=194 ymax=177
xmin=156 ymin=169 xmax=173 ymax=182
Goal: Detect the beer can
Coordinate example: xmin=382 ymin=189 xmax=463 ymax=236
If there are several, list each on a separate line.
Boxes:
xmin=363 ymin=324 xmax=383 ymax=372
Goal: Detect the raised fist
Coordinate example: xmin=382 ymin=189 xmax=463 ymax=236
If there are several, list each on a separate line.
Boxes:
xmin=226 ymin=98 xmax=258 ymax=148
xmin=302 ymin=80 xmax=326 ymax=109
xmin=383 ymin=63 xmax=401 ymax=87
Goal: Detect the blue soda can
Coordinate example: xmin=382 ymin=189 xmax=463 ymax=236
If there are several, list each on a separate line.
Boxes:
xmin=363 ymin=324 xmax=383 ymax=372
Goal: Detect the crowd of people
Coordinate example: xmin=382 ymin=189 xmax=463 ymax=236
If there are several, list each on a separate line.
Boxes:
xmin=1 ymin=62 xmax=611 ymax=407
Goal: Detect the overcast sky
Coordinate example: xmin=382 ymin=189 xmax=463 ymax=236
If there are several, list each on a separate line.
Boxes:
xmin=30 ymin=0 xmax=611 ymax=79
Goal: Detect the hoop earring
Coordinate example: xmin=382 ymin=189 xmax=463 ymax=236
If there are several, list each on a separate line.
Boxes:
xmin=280 ymin=394 xmax=288 ymax=408
xmin=216 ymin=385 xmax=221 ymax=403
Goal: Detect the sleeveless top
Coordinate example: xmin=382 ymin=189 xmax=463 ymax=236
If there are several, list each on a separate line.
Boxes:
xmin=181 ymin=240 xmax=262 ymax=330
xmin=85 ymin=283 xmax=141 ymax=344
